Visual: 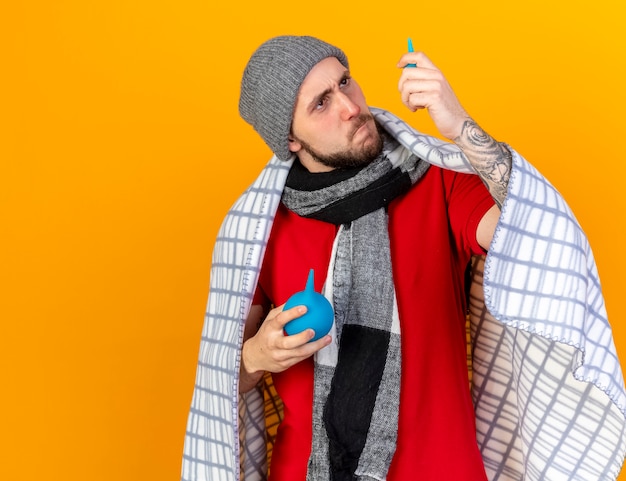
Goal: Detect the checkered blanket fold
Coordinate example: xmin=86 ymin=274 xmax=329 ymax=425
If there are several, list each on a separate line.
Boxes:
xmin=181 ymin=107 xmax=626 ymax=481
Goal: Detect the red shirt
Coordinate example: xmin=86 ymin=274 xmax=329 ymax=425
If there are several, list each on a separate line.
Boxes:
xmin=255 ymin=166 xmax=494 ymax=480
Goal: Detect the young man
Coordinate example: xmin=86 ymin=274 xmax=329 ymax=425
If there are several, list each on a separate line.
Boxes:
xmin=182 ymin=36 xmax=626 ymax=481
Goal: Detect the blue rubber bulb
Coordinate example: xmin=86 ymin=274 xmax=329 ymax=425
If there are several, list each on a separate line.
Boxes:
xmin=283 ymin=269 xmax=334 ymax=342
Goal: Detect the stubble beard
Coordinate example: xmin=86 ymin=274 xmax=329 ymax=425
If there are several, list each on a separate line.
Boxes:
xmin=295 ymin=115 xmax=384 ymax=170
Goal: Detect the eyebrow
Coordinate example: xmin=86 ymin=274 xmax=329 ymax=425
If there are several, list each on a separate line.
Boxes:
xmin=306 ymin=70 xmax=351 ymax=112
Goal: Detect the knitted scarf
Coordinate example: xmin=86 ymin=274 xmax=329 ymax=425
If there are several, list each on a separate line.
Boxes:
xmin=281 ymin=133 xmax=429 ymax=481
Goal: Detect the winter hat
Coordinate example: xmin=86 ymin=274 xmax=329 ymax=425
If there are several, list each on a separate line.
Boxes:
xmin=239 ymin=35 xmax=349 ymax=160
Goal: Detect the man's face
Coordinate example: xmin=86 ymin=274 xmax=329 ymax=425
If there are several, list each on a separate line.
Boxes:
xmin=287 ymin=57 xmax=383 ymax=172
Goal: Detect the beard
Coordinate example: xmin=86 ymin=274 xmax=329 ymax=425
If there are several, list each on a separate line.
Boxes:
xmin=293 ymin=114 xmax=384 ymax=170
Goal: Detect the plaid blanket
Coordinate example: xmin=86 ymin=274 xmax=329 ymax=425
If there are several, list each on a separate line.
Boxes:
xmin=181 ymin=108 xmax=626 ymax=481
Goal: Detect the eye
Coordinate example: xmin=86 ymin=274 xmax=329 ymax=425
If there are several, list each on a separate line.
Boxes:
xmin=315 ymin=96 xmax=328 ymax=110
xmin=340 ymin=75 xmax=351 ymax=88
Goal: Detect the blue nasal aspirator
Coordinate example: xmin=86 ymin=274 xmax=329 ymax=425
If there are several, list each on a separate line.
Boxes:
xmin=283 ymin=269 xmax=334 ymax=342
xmin=406 ymin=37 xmax=417 ymax=68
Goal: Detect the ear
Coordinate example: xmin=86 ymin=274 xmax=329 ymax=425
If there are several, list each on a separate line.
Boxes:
xmin=287 ymin=135 xmax=302 ymax=154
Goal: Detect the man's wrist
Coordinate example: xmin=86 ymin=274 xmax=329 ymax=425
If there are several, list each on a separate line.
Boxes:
xmin=239 ymin=341 xmax=264 ymax=393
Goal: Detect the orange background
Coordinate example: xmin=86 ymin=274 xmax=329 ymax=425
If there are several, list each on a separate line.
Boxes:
xmin=1 ymin=1 xmax=625 ymax=480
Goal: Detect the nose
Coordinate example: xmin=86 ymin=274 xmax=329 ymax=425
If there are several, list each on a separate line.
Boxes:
xmin=337 ymin=92 xmax=360 ymax=120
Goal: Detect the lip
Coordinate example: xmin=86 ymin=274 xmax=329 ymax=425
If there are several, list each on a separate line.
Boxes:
xmin=351 ymin=119 xmax=371 ymax=139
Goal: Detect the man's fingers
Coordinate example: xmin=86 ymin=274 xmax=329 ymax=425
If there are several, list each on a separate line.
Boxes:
xmin=408 ymin=50 xmax=438 ymax=70
xmin=281 ymin=328 xmax=316 ymax=347
xmin=280 ymin=332 xmax=332 ymax=359
xmin=267 ymin=303 xmax=307 ymax=329
xmin=400 ymin=79 xmax=442 ymax=106
xmin=397 ymin=51 xmax=438 ymax=71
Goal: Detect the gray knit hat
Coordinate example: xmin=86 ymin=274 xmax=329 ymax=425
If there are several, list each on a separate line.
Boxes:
xmin=239 ymin=35 xmax=349 ymax=161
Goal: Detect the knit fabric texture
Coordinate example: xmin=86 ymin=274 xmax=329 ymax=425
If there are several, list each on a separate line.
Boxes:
xmin=239 ymin=35 xmax=349 ymax=161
